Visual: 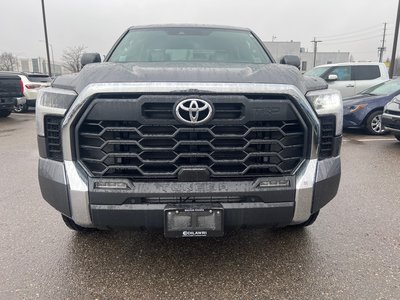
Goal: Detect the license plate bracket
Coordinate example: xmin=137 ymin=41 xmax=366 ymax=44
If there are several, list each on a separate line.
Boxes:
xmin=164 ymin=204 xmax=224 ymax=238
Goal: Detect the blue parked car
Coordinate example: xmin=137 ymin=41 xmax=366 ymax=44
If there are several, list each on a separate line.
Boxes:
xmin=343 ymin=79 xmax=400 ymax=135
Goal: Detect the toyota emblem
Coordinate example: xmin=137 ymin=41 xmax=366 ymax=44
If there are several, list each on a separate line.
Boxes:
xmin=174 ymin=98 xmax=213 ymax=125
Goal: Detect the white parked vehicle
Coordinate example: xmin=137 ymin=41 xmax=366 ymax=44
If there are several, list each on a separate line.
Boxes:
xmin=14 ymin=73 xmax=52 ymax=113
xmin=305 ymin=62 xmax=389 ymax=99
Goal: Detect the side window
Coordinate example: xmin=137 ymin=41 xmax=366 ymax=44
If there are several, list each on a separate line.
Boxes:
xmin=352 ymin=66 xmax=381 ymax=80
xmin=325 ymin=66 xmax=351 ymax=81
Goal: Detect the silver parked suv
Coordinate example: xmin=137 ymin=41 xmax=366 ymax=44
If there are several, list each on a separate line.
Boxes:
xmin=383 ymin=95 xmax=400 ymax=141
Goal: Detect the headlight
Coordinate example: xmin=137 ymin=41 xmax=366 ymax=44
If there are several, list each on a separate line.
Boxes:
xmin=306 ymin=89 xmax=343 ymax=135
xmin=392 ymin=95 xmax=400 ymax=104
xmin=36 ymin=88 xmax=77 ymax=136
xmin=348 ymin=104 xmax=367 ymax=113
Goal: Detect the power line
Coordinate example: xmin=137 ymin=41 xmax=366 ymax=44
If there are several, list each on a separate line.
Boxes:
xmin=323 ymin=34 xmax=390 ymax=45
xmin=322 ymin=28 xmax=387 ymax=42
xmin=317 ymin=23 xmax=384 ymax=39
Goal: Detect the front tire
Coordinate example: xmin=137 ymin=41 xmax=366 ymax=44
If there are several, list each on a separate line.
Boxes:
xmin=61 ymin=214 xmax=97 ymax=232
xmin=0 ymin=110 xmax=12 ymax=118
xmin=366 ymin=111 xmax=386 ymax=135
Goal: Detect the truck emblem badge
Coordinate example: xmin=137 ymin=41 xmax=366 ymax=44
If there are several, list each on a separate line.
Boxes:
xmin=175 ymin=99 xmax=213 ymax=125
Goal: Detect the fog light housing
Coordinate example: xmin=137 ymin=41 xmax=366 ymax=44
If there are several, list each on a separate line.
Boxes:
xmin=94 ymin=181 xmax=130 ymax=190
xmin=258 ymin=179 xmax=291 ymax=188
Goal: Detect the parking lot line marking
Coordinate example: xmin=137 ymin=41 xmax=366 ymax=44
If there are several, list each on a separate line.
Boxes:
xmin=343 ymin=138 xmax=397 ymax=142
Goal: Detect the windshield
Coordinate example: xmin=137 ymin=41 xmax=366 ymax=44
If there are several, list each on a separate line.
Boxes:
xmin=305 ymin=67 xmax=331 ymax=77
xmin=108 ymin=28 xmax=272 ymax=64
xmin=361 ymin=80 xmax=400 ymax=96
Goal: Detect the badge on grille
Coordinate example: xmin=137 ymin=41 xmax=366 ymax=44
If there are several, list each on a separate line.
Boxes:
xmin=174 ymin=98 xmax=213 ymax=125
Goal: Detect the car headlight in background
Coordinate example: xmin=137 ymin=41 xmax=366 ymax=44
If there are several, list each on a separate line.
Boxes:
xmin=392 ymin=95 xmax=400 ymax=104
xmin=306 ymin=89 xmax=343 ymax=135
xmin=36 ymin=88 xmax=77 ymax=136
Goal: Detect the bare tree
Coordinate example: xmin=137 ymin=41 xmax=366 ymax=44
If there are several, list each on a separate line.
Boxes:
xmin=0 ymin=52 xmax=17 ymax=71
xmin=62 ymin=45 xmax=86 ymax=73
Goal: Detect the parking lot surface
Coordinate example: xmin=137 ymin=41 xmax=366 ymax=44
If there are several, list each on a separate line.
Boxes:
xmin=0 ymin=113 xmax=399 ymax=299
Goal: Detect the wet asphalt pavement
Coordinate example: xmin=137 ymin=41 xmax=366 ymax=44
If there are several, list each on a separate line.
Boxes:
xmin=0 ymin=112 xmax=399 ymax=299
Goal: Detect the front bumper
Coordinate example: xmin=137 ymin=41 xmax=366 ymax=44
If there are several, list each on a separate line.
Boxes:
xmin=342 ymin=109 xmax=366 ymax=129
xmin=37 ymin=82 xmax=342 ymax=231
xmin=382 ymin=103 xmax=400 ymax=133
xmin=38 ymin=156 xmax=340 ymax=230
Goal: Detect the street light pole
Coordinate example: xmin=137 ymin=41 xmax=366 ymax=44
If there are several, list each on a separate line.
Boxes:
xmin=41 ymin=0 xmax=52 ymax=77
xmin=389 ymin=0 xmax=400 ymax=78
xmin=50 ymin=45 xmax=55 ymax=74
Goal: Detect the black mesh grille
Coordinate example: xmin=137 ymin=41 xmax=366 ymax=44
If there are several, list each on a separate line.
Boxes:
xmin=78 ymin=117 xmax=306 ymax=181
xmin=45 ymin=116 xmax=63 ymax=161
xmin=319 ymin=116 xmax=336 ymax=159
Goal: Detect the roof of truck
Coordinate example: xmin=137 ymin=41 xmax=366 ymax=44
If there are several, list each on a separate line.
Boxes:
xmin=128 ymin=24 xmax=250 ymax=31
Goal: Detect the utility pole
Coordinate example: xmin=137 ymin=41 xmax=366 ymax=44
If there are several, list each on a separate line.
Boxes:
xmin=311 ymin=37 xmax=322 ymax=67
xmin=50 ymin=44 xmax=55 ymax=74
xmin=41 ymin=0 xmax=52 ymax=77
xmin=390 ymin=0 xmax=400 ymax=78
xmin=378 ymin=22 xmax=387 ymax=62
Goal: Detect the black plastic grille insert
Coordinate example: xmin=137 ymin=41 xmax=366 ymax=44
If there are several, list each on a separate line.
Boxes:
xmin=78 ymin=117 xmax=306 ymax=181
xmin=319 ymin=116 xmax=336 ymax=159
xmin=45 ymin=116 xmax=63 ymax=161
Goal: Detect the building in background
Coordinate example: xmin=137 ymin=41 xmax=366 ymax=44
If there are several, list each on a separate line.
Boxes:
xmin=264 ymin=41 xmax=350 ymax=72
xmin=15 ymin=57 xmax=69 ymax=76
xmin=265 ymin=41 xmax=301 ymax=62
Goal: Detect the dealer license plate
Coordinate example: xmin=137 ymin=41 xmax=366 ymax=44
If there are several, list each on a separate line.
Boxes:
xmin=164 ymin=204 xmax=224 ymax=238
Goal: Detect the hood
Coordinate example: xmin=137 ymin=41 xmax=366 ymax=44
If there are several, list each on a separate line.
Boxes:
xmin=52 ymin=62 xmax=327 ymax=95
xmin=343 ymin=94 xmax=385 ymax=107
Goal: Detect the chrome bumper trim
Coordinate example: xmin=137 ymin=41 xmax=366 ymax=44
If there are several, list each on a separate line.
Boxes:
xmin=292 ymin=159 xmax=317 ymax=224
xmin=64 ymin=160 xmax=93 ymax=227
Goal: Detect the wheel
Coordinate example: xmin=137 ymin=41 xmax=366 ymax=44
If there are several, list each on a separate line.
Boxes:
xmin=365 ymin=111 xmax=386 ymax=135
xmin=291 ymin=210 xmax=320 ymax=228
xmin=395 ymin=135 xmax=400 ymax=142
xmin=13 ymin=103 xmax=28 ymax=113
xmin=61 ymin=214 xmax=97 ymax=232
xmin=0 ymin=110 xmax=12 ymax=118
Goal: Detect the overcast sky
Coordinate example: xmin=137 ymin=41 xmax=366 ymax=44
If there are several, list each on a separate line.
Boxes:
xmin=1 ymin=0 xmax=398 ymax=62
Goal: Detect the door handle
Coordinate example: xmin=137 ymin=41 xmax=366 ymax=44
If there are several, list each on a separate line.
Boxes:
xmin=346 ymin=84 xmax=355 ymax=87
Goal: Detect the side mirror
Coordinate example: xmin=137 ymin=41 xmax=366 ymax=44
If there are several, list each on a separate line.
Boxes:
xmin=280 ymin=55 xmax=301 ymax=69
xmin=327 ymin=74 xmax=338 ymax=81
xmin=81 ymin=53 xmax=101 ymax=67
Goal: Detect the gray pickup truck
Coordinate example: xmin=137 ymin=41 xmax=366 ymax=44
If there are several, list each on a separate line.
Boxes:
xmin=36 ymin=25 xmax=342 ymax=237
xmin=0 ymin=72 xmax=23 ymax=118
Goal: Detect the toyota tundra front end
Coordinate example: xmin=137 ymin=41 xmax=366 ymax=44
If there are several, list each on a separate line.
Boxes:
xmin=36 ymin=25 xmax=342 ymax=237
